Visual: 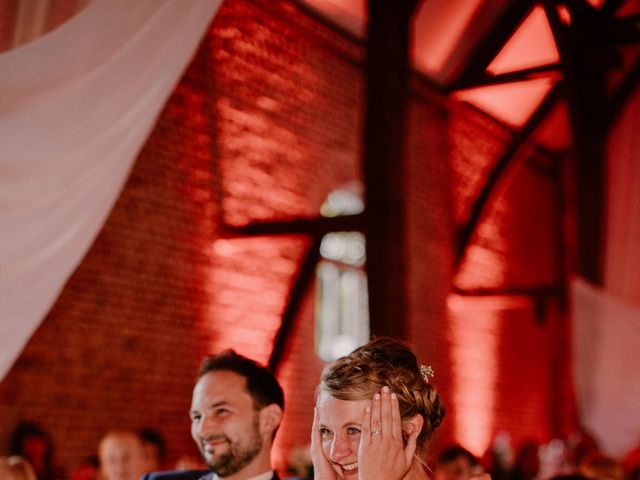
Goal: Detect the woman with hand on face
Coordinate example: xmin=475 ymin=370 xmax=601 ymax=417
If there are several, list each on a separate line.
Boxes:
xmin=311 ymin=337 xmax=446 ymax=480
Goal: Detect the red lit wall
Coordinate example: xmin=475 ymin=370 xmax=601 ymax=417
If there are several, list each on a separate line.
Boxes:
xmin=0 ymin=0 xmax=568 ymax=473
xmin=444 ymin=102 xmax=571 ymax=456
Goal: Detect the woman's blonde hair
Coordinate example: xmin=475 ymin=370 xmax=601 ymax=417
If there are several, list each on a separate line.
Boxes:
xmin=318 ymin=337 xmax=445 ymax=448
xmin=0 ymin=456 xmax=37 ymax=480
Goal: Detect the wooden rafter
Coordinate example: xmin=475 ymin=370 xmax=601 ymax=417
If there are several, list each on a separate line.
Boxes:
xmin=449 ymin=0 xmax=537 ymax=92
xmin=544 ymin=0 xmax=611 ymax=284
xmin=220 ymin=213 xmax=364 ymax=238
xmin=268 ymin=236 xmax=322 ymax=373
xmin=455 ymin=82 xmax=563 ymax=267
xmin=452 ymin=284 xmax=564 ymax=297
xmin=452 ymin=63 xmax=561 ymax=90
xmin=609 ymin=57 xmax=640 ymax=125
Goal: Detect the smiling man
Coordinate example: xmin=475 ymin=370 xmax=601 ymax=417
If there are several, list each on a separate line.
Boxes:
xmin=143 ymin=350 xmax=284 ymax=480
xmin=189 ymin=350 xmax=284 ymax=480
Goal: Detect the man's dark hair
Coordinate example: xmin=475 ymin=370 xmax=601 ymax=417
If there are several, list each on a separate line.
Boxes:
xmin=438 ymin=445 xmax=479 ymax=466
xmin=198 ymin=349 xmax=284 ymax=411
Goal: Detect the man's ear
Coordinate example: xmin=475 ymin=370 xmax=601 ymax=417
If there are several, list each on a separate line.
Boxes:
xmin=259 ymin=404 xmax=283 ymax=437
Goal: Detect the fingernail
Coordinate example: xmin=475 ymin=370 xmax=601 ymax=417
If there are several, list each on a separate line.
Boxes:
xmin=382 ymin=386 xmax=389 ymax=393
xmin=365 ymin=405 xmax=371 ymax=413
xmin=391 ymin=392 xmax=397 ymax=400
xmin=374 ymin=393 xmax=380 ymax=400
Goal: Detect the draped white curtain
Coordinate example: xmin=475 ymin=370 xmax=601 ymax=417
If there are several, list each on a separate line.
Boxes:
xmin=0 ymin=0 xmax=223 ymax=381
xmin=572 ymin=88 xmax=640 ymax=457
xmin=572 ymin=278 xmax=640 ymax=456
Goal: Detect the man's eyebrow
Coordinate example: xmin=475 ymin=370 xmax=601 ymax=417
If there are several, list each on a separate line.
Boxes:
xmin=208 ymin=400 xmax=230 ymax=408
xmin=190 ymin=400 xmax=230 ymax=416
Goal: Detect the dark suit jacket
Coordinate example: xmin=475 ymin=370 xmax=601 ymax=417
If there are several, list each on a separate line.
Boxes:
xmin=141 ymin=469 xmax=280 ymax=480
xmin=141 ymin=470 xmax=210 ymax=480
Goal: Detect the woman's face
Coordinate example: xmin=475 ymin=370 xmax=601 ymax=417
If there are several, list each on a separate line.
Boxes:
xmin=316 ymin=391 xmax=368 ymax=480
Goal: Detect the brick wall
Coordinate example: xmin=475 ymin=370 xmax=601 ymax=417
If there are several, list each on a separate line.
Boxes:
xmin=0 ymin=0 xmax=569 ymax=474
xmin=444 ymin=102 xmax=569 ymax=456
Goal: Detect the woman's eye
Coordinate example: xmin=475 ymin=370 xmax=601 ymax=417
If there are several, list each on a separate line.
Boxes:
xmin=319 ymin=428 xmax=332 ymax=439
xmin=347 ymin=427 xmax=361 ymax=435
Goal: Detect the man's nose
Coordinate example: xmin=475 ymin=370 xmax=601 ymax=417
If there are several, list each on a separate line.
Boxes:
xmin=329 ymin=435 xmax=352 ymax=463
xmin=195 ymin=415 xmax=219 ymax=436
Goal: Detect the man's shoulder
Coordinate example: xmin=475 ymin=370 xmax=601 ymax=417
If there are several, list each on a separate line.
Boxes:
xmin=141 ymin=469 xmax=211 ymax=480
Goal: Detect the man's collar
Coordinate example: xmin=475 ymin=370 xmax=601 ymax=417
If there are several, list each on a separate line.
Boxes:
xmin=210 ymin=470 xmax=275 ymax=480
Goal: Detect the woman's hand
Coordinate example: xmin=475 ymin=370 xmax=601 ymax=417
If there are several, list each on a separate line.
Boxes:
xmin=358 ymin=386 xmax=419 ymax=480
xmin=311 ymin=406 xmax=338 ymax=480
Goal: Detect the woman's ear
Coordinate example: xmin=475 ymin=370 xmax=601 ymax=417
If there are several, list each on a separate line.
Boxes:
xmin=259 ymin=404 xmax=284 ymax=437
xmin=403 ymin=413 xmax=424 ymax=438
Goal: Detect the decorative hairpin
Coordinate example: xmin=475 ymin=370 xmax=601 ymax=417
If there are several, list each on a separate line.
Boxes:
xmin=420 ymin=365 xmax=434 ymax=383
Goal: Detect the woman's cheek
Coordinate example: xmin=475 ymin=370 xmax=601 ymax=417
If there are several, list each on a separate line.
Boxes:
xmin=350 ymin=437 xmax=360 ymax=452
xmin=321 ymin=439 xmax=332 ymax=457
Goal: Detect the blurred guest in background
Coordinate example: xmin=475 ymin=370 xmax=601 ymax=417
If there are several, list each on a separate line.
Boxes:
xmin=139 ymin=429 xmax=167 ymax=472
xmin=9 ymin=422 xmax=64 ymax=480
xmin=482 ymin=433 xmax=514 ymax=480
xmin=436 ymin=445 xmax=482 ymax=480
xmin=579 ymin=454 xmax=624 ymax=480
xmin=0 ymin=456 xmax=37 ymax=480
xmin=566 ymin=431 xmax=601 ymax=471
xmin=511 ymin=440 xmax=541 ymax=480
xmin=623 ymin=443 xmax=640 ymax=480
xmin=547 ymin=474 xmax=590 ymax=480
xmin=98 ymin=431 xmax=148 ymax=480
xmin=69 ymin=456 xmax=100 ymax=480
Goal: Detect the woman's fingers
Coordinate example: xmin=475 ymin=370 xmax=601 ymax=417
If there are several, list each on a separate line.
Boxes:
xmin=390 ymin=390 xmax=402 ymax=439
xmin=311 ymin=407 xmax=319 ymax=439
xmin=358 ymin=387 xmax=416 ymax=480
xmin=310 ymin=407 xmax=321 ymax=452
xmin=361 ymin=401 xmax=372 ymax=441
xmin=380 ymin=386 xmax=393 ymax=437
xmin=370 ymin=390 xmax=382 ymax=439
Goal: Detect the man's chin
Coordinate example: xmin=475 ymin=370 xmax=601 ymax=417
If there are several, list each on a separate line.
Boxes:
xmin=204 ymin=453 xmax=232 ymax=471
xmin=204 ymin=454 xmax=223 ymax=468
xmin=202 ymin=451 xmax=225 ymax=468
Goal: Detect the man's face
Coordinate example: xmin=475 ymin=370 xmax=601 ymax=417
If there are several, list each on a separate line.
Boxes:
xmin=435 ymin=457 xmax=475 ymax=480
xmin=190 ymin=370 xmax=264 ymax=477
xmin=99 ymin=433 xmax=147 ymax=480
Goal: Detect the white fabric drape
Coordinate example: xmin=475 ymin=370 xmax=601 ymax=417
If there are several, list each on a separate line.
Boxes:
xmin=572 ymin=88 xmax=640 ymax=457
xmin=572 ymin=278 xmax=640 ymax=456
xmin=604 ymin=88 xmax=640 ymax=304
xmin=0 ymin=0 xmax=223 ymax=381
